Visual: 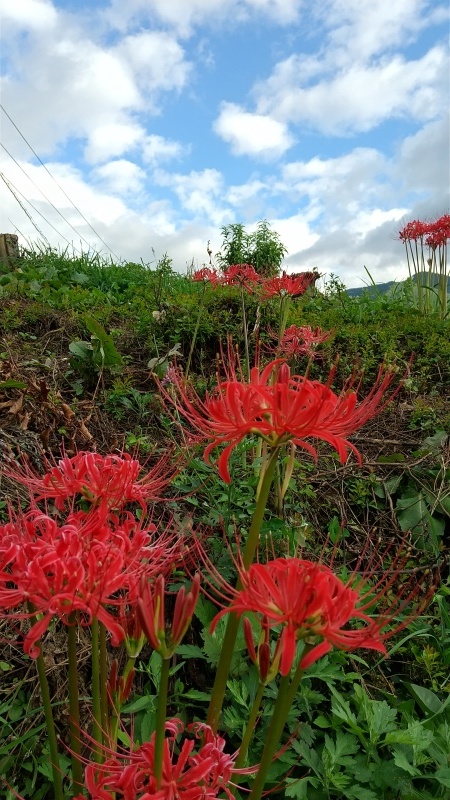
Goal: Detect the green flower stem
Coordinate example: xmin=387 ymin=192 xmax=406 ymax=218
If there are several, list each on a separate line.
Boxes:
xmin=154 ymin=657 xmax=171 ymax=788
xmin=241 ymin=447 xmax=279 ymax=570
xmin=99 ymin=622 xmax=108 ymax=742
xmin=35 ymin=644 xmax=65 ymax=800
xmin=185 ymin=282 xmax=206 ymax=379
xmin=110 ymin=656 xmax=136 ymax=747
xmin=240 ymin=286 xmax=250 ymax=380
xmin=207 ymin=448 xmax=279 ymax=732
xmin=248 ymin=652 xmax=310 ymax=800
xmin=91 ymin=617 xmax=103 ymax=762
xmin=67 ymin=614 xmax=83 ymax=792
xmin=234 ymin=681 xmax=266 ymax=769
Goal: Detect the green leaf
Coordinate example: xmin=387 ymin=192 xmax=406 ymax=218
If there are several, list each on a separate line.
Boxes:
xmin=391 ymin=746 xmax=422 ymax=776
xmin=405 ymin=683 xmax=444 ymax=715
xmin=182 ymin=689 xmax=211 ymax=702
xmin=121 ymin=695 xmax=155 ymax=713
xmin=69 ymin=340 xmax=93 ymax=360
xmin=434 ymin=767 xmax=450 ymax=788
xmin=176 ymin=644 xmax=206 ymax=660
xmin=0 ymin=379 xmax=27 ymax=389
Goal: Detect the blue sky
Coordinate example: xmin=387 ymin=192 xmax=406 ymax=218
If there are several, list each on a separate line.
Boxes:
xmin=1 ymin=0 xmax=449 ymax=287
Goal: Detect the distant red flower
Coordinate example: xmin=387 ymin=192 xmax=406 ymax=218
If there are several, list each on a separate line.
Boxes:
xmin=8 ymin=451 xmax=176 ymax=512
xmin=158 ymin=358 xmax=405 ymax=483
xmin=192 ymin=267 xmax=220 ymax=288
xmin=425 ymin=214 xmax=450 ymax=250
xmin=260 ymin=271 xmax=317 ymax=299
xmin=82 ymin=718 xmax=237 ymax=799
xmin=210 ymin=555 xmax=434 ymax=676
xmin=137 ymin=573 xmax=200 ymax=658
xmin=398 ymin=219 xmax=429 ymax=241
xmin=220 ymin=263 xmax=260 ymax=292
xmin=272 ymin=324 xmax=332 ymax=360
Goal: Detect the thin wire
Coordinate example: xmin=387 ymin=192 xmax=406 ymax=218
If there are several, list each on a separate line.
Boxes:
xmin=1 ymin=141 xmax=98 ymax=251
xmin=0 ymin=104 xmax=121 ymax=260
xmin=0 ymin=170 xmax=84 ymax=252
xmin=0 ymin=172 xmax=50 ymax=244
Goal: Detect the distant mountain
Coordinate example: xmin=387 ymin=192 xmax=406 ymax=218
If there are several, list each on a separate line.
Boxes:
xmin=346 ymin=272 xmax=450 ymax=297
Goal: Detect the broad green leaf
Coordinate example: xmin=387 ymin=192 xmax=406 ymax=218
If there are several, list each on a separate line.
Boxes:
xmin=434 ymin=767 xmax=450 ymax=788
xmin=405 ymin=683 xmax=444 ymax=715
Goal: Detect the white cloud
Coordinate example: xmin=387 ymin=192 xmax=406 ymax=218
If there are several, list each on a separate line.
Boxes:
xmin=93 ymin=160 xmax=146 ymax=194
xmin=214 ymin=103 xmax=294 ymax=159
xmin=142 ymin=135 xmax=186 ymax=165
xmin=105 ymin=0 xmax=302 ymax=36
xmin=322 ymin=0 xmax=444 ymax=63
xmin=255 ymin=46 xmax=448 ymax=134
xmin=2 ymin=0 xmax=58 ymax=30
xmin=85 ymin=123 xmax=145 ymax=164
xmin=154 ymin=168 xmax=228 ymax=225
xmin=117 ymin=31 xmax=191 ymax=93
xmin=394 ymin=115 xmax=450 ymax=195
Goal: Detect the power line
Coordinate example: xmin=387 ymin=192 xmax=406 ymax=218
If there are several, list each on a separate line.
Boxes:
xmin=0 ymin=170 xmax=85 ymax=251
xmin=0 ymin=172 xmax=50 ymax=244
xmin=1 ymin=141 xmax=99 ymax=251
xmin=0 ymin=104 xmax=121 ymax=260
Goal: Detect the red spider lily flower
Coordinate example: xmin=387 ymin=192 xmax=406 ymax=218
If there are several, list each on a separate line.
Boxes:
xmin=0 ymin=507 xmax=180 ymax=657
xmin=220 ymin=263 xmax=261 ymax=292
xmin=260 ymin=270 xmax=317 ymax=299
xmin=137 ymin=573 xmax=200 ymax=658
xmin=82 ymin=717 xmax=237 ymax=800
xmin=158 ymin=357 xmax=405 ymax=483
xmin=425 ymin=213 xmax=450 ymax=250
xmin=192 ymin=267 xmax=221 ymax=287
xmin=210 ymin=555 xmax=435 ymax=676
xmin=7 ymin=451 xmax=177 ymax=512
xmin=243 ymin=616 xmax=281 ymax=683
xmin=398 ymin=219 xmax=430 ymax=241
xmin=271 ymin=324 xmax=332 ymax=360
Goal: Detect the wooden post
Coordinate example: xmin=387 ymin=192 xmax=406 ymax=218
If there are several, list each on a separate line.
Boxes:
xmin=0 ymin=233 xmax=20 ymax=272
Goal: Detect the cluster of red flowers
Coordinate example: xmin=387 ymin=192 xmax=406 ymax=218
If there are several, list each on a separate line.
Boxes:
xmin=192 ymin=264 xmax=318 ymax=298
xmin=160 ymin=357 xmax=404 ymax=483
xmin=271 ymin=324 xmax=332 ymax=360
xmin=260 ymin=271 xmax=318 ymax=299
xmin=399 ymin=214 xmax=450 ymax=249
xmin=74 ymin=718 xmax=237 ymax=800
xmin=0 ymin=453 xmax=181 ymax=656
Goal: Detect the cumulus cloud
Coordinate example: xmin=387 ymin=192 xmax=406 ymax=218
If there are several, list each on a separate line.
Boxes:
xmin=142 ymin=135 xmax=186 ymax=165
xmin=2 ymin=0 xmax=58 ymax=30
xmin=214 ymin=103 xmax=294 ymax=159
xmin=92 ymin=160 xmax=146 ymax=194
xmin=105 ymin=0 xmax=302 ymax=37
xmin=254 ymin=46 xmax=448 ymax=134
xmin=116 ymin=31 xmax=191 ymax=93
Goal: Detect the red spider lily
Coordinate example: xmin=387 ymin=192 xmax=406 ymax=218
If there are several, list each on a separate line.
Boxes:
xmin=210 ymin=555 xmax=435 ymax=676
xmin=158 ymin=357 xmax=405 ymax=483
xmin=81 ymin=717 xmax=237 ymax=800
xmin=7 ymin=451 xmax=177 ymax=512
xmin=398 ymin=219 xmax=429 ymax=241
xmin=192 ymin=267 xmax=221 ymax=287
xmin=137 ymin=573 xmax=200 ymax=658
xmin=260 ymin=270 xmax=317 ymax=299
xmin=0 ymin=507 xmax=180 ymax=657
xmin=425 ymin=213 xmax=450 ymax=250
xmin=220 ymin=263 xmax=261 ymax=292
xmin=271 ymin=324 xmax=332 ymax=360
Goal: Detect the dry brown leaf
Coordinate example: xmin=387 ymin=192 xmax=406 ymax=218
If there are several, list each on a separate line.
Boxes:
xmin=61 ymin=403 xmax=75 ymax=420
xmin=8 ymin=395 xmax=24 ymax=415
xmin=79 ymin=422 xmax=93 ymax=441
xmin=19 ymin=411 xmax=31 ymax=431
